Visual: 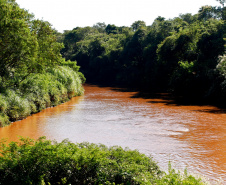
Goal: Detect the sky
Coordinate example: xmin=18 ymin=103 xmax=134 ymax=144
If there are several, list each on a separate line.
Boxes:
xmin=16 ymin=0 xmax=221 ymax=33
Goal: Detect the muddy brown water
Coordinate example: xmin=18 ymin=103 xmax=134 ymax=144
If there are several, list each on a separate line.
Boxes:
xmin=0 ymin=84 xmax=225 ymax=183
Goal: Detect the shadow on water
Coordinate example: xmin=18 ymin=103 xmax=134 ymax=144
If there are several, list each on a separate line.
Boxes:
xmin=99 ymin=84 xmax=226 ymax=114
xmin=133 ymin=92 xmax=226 ymax=114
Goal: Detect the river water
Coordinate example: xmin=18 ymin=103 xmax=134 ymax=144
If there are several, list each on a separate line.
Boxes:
xmin=0 ymin=84 xmax=225 ymax=183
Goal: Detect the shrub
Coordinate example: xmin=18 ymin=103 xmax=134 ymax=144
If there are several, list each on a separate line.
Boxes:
xmin=155 ymin=163 xmax=205 ymax=185
xmin=60 ymin=60 xmax=80 ymax=72
xmin=0 ymin=137 xmax=161 ymax=185
xmin=0 ymin=94 xmax=7 ymax=113
xmin=5 ymin=90 xmax=30 ymax=121
xmin=0 ymin=65 xmax=84 ymax=126
xmin=0 ymin=113 xmax=10 ymax=127
xmin=20 ymin=66 xmax=84 ymax=111
xmin=20 ymin=74 xmax=52 ymax=111
xmin=0 ymin=137 xmax=207 ymax=185
xmin=47 ymin=66 xmax=84 ymax=97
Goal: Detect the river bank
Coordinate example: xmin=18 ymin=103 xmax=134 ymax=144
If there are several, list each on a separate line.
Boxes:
xmin=0 ymin=66 xmax=84 ymax=127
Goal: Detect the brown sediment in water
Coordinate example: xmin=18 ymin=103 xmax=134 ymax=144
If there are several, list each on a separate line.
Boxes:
xmin=0 ymin=84 xmax=225 ymax=182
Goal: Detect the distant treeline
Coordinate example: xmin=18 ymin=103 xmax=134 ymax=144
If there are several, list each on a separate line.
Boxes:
xmin=0 ymin=0 xmax=85 ymax=126
xmin=59 ymin=2 xmax=226 ymax=105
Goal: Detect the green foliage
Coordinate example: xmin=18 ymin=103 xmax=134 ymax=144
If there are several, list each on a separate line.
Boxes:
xmin=5 ymin=90 xmax=31 ymax=121
xmin=198 ymin=6 xmax=221 ymax=20
xmin=93 ymin=22 xmax=107 ymax=33
xmin=0 ymin=94 xmax=9 ymax=126
xmin=216 ymin=55 xmax=226 ymax=99
xmin=0 ymin=1 xmax=85 ymax=126
xmin=131 ymin=20 xmax=146 ymax=31
xmin=47 ymin=66 xmax=84 ymax=98
xmin=0 ymin=0 xmax=65 ymax=88
xmin=0 ymin=66 xmax=84 ymax=126
xmin=0 ymin=137 xmax=206 ymax=185
xmin=60 ymin=5 xmax=225 ymax=104
xmin=155 ymin=163 xmax=205 ymax=185
xmin=0 ymin=0 xmax=38 ymax=84
xmin=20 ymin=74 xmax=56 ymax=110
xmin=0 ymin=113 xmax=10 ymax=127
xmin=0 ymin=94 xmax=7 ymax=113
xmin=105 ymin=24 xmax=118 ymax=34
xmin=31 ymin=19 xmax=64 ymax=72
xmin=60 ymin=59 xmax=80 ymax=72
xmin=217 ymin=55 xmax=226 ymax=77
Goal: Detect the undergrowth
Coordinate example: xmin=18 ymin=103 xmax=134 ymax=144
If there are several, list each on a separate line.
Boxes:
xmin=0 ymin=66 xmax=84 ymax=127
xmin=0 ymin=137 xmax=207 ymax=185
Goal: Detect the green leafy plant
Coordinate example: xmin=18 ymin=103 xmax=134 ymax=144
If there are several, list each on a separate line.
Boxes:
xmin=0 ymin=137 xmax=207 ymax=185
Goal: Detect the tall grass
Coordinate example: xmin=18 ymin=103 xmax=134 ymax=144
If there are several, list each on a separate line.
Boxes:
xmin=0 ymin=94 xmax=9 ymax=127
xmin=0 ymin=66 xmax=84 ymax=127
xmin=5 ymin=90 xmax=30 ymax=121
xmin=47 ymin=66 xmax=84 ymax=98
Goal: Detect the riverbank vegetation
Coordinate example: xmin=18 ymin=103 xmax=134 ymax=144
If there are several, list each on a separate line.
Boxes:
xmin=0 ymin=137 xmax=207 ymax=185
xmin=0 ymin=0 xmax=85 ymax=126
xmin=60 ymin=1 xmax=225 ymax=106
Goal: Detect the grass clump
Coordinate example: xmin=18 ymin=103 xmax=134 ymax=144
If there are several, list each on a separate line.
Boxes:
xmin=0 ymin=66 xmax=85 ymax=127
xmin=0 ymin=113 xmax=10 ymax=127
xmin=0 ymin=94 xmax=10 ymax=127
xmin=155 ymin=163 xmax=206 ymax=185
xmin=5 ymin=90 xmax=31 ymax=121
xmin=47 ymin=66 xmax=84 ymax=98
xmin=0 ymin=137 xmax=207 ymax=185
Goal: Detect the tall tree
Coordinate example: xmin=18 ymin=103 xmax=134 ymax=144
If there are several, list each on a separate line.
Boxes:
xmin=131 ymin=20 xmax=146 ymax=31
xmin=93 ymin=22 xmax=106 ymax=33
xmin=0 ymin=0 xmax=38 ymax=84
xmin=31 ymin=19 xmax=63 ymax=72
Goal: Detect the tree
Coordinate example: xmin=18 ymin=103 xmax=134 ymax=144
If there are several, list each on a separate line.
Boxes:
xmin=0 ymin=0 xmax=38 ymax=85
xmin=61 ymin=27 xmax=97 ymax=60
xmin=179 ymin=13 xmax=196 ymax=24
xmin=0 ymin=0 xmax=66 ymax=88
xmin=216 ymin=0 xmax=225 ymax=7
xmin=105 ymin=24 xmax=118 ymax=34
xmin=198 ymin=5 xmax=223 ymax=20
xmin=31 ymin=20 xmax=64 ymax=72
xmin=217 ymin=55 xmax=226 ymax=77
xmin=93 ymin=22 xmax=106 ymax=33
xmin=131 ymin=20 xmax=146 ymax=31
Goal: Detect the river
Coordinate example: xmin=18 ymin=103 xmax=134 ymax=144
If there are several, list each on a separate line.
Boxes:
xmin=0 ymin=84 xmax=225 ymax=183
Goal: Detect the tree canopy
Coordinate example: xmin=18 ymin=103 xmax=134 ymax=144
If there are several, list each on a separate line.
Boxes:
xmin=60 ymin=4 xmax=226 ymax=105
xmin=0 ymin=0 xmax=63 ymax=87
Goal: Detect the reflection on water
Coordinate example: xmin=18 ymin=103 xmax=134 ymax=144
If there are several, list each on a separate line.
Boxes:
xmin=0 ymin=84 xmax=225 ymax=183
xmin=0 ymin=96 xmax=83 ymax=141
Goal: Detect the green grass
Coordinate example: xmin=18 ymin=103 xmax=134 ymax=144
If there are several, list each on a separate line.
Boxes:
xmin=0 ymin=137 xmax=207 ymax=185
xmin=0 ymin=66 xmax=84 ymax=127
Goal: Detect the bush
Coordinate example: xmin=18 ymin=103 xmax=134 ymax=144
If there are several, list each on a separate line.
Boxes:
xmin=20 ymin=66 xmax=84 ymax=110
xmin=47 ymin=66 xmax=84 ymax=98
xmin=0 ymin=137 xmax=160 ymax=185
xmin=5 ymin=90 xmax=31 ymax=121
xmin=0 ymin=113 xmax=9 ymax=127
xmin=60 ymin=60 xmax=80 ymax=72
xmin=20 ymin=74 xmax=52 ymax=111
xmin=0 ymin=137 xmax=207 ymax=185
xmin=0 ymin=66 xmax=84 ymax=126
xmin=0 ymin=94 xmax=7 ymax=113
xmin=155 ymin=163 xmax=205 ymax=185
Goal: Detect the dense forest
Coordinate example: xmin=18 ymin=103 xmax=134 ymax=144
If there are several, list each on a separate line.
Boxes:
xmin=59 ymin=1 xmax=225 ymax=106
xmin=0 ymin=0 xmax=85 ymax=126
